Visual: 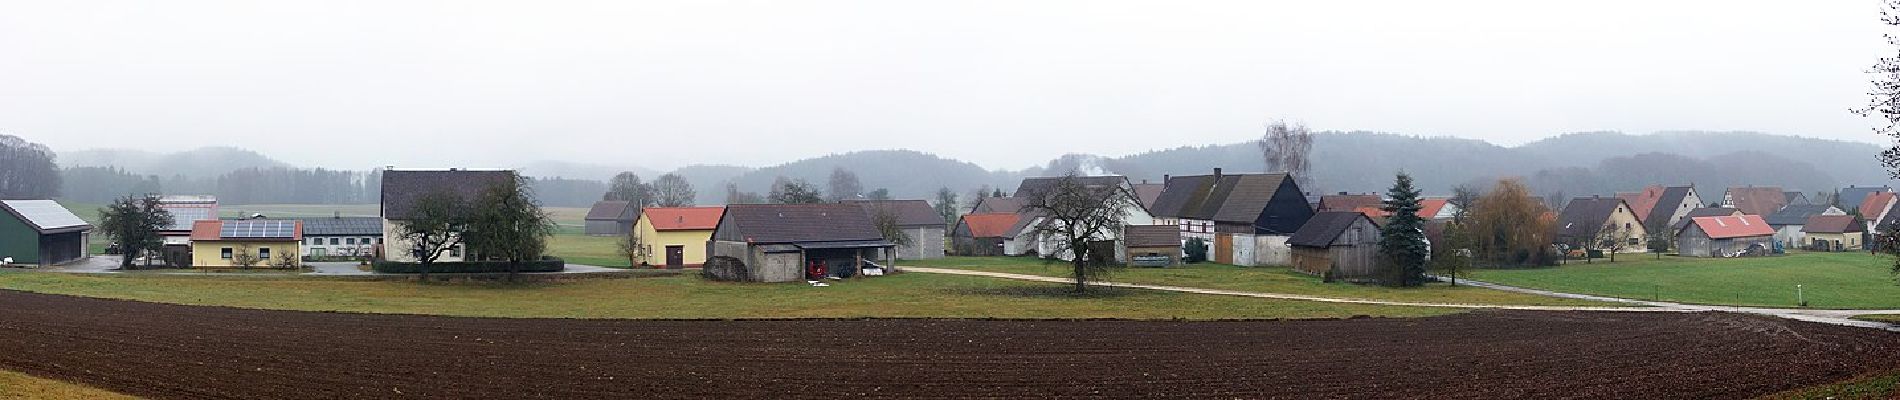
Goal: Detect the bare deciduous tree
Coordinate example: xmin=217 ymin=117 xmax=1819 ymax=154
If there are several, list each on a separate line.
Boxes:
xmin=768 ymin=177 xmax=823 ymax=204
xmin=465 ymin=175 xmax=557 ymax=281
xmin=230 ymin=244 xmax=260 ymax=270
xmin=1018 ymin=173 xmax=1139 ymax=292
xmin=933 ymin=187 xmax=960 ymax=229
xmin=724 ymin=183 xmax=764 ymax=205
xmin=1860 ymin=0 xmax=1900 ymax=179
xmin=618 ymin=229 xmax=652 ymax=267
xmin=604 ymin=172 xmax=655 ymax=207
xmin=651 ymin=173 xmax=696 ymax=207
xmin=1592 ymin=223 xmax=1633 ymax=263
xmin=826 ymin=167 xmax=863 ymax=202
xmin=1258 ymin=120 xmax=1314 ymax=189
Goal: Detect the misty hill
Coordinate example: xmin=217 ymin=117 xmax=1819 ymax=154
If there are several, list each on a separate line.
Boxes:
xmin=61 ymin=147 xmax=289 ymax=178
xmin=514 ymin=160 xmax=658 ymax=182
xmin=721 ymin=150 xmax=1020 ymax=201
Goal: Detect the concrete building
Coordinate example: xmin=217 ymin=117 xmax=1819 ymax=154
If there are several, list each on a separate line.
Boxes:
xmin=189 ymin=220 xmax=302 ymax=268
xmin=301 ymin=216 xmax=384 ymax=259
xmin=0 ymin=200 xmax=92 ymax=267
xmin=630 ymin=206 xmax=724 ymax=268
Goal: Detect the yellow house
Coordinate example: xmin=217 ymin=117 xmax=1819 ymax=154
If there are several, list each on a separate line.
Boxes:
xmin=631 ymin=207 xmax=724 ymax=268
xmin=1801 ymin=215 xmax=1866 ymax=251
xmin=189 ymin=220 xmax=303 ymax=268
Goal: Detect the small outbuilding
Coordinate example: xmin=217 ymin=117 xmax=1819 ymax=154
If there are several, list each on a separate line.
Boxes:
xmin=952 ymin=212 xmax=1019 ymax=256
xmin=705 ymin=203 xmax=895 ymax=282
xmin=0 ymin=200 xmax=93 ymax=267
xmin=1802 ymin=215 xmax=1865 ymax=251
xmin=583 ymin=200 xmax=638 ymax=236
xmin=1676 ymin=215 xmax=1775 ymax=257
xmin=1122 ymin=225 xmax=1182 ymax=267
xmin=1288 ymin=211 xmax=1382 ymax=281
xmin=631 ymin=206 xmax=725 ymax=268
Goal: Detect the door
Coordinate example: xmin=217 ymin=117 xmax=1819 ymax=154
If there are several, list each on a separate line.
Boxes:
xmin=665 ymin=245 xmax=685 ymax=268
xmin=1215 ymin=233 xmax=1234 ymax=264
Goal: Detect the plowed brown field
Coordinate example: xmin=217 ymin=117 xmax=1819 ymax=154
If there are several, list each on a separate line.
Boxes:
xmin=0 ymin=289 xmax=1895 ymax=399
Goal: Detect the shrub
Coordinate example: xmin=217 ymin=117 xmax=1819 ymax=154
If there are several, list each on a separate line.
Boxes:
xmin=371 ymin=257 xmax=566 ymax=274
xmin=1182 ymin=237 xmax=1210 ymax=263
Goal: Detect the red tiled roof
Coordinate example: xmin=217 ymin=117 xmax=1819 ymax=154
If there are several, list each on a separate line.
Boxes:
xmin=1417 ymin=198 xmax=1450 ymax=219
xmin=1617 ymin=185 xmax=1665 ymax=223
xmin=644 ymin=207 xmax=725 ymax=231
xmin=1354 ymin=206 xmax=1390 ymax=219
xmin=1687 ymin=215 xmax=1774 ymax=239
xmin=189 ymin=220 xmax=222 ymax=241
xmin=1859 ymin=192 xmax=1896 ymax=221
xmin=959 ymin=213 xmax=1020 ymax=238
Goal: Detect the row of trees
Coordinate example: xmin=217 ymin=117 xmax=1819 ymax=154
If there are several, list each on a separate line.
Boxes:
xmin=0 ymin=133 xmax=60 ymax=199
xmin=718 ymin=169 xmax=896 ymax=205
xmin=604 ymin=172 xmax=696 ymax=207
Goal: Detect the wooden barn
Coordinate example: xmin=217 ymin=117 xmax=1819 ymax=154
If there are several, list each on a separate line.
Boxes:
xmin=705 ymin=203 xmax=895 ymax=282
xmin=1676 ymin=215 xmax=1775 ymax=258
xmin=1289 ymin=211 xmax=1382 ymax=281
xmin=1122 ymin=224 xmax=1182 ymax=267
xmin=583 ymin=200 xmax=637 ymax=236
xmin=952 ymin=212 xmax=1019 ymax=256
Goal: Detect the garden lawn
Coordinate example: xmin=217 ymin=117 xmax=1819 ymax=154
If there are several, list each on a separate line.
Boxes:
xmin=1468 ymin=251 xmax=1900 ymax=309
xmin=0 ymin=369 xmax=136 ymax=400
xmin=545 ymin=234 xmax=629 ymax=267
xmin=902 ymin=257 xmax=1617 ymax=307
xmin=0 ymin=270 xmax=1454 ymax=320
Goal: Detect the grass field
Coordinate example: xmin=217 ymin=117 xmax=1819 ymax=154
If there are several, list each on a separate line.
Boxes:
xmin=546 ymin=234 xmax=630 ymax=267
xmin=1467 ymin=251 xmax=1900 ymax=309
xmin=903 ymin=257 xmax=1618 ymax=307
xmin=1758 ymin=368 xmax=1900 ymax=400
xmin=0 ymin=369 xmax=136 ymax=400
xmin=0 ymin=270 xmax=1454 ymax=320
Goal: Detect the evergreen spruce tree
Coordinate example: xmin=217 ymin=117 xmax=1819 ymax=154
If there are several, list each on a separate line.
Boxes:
xmin=1378 ymin=172 xmax=1430 ymax=287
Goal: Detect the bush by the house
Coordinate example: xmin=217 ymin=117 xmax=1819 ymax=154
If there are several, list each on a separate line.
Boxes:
xmin=371 ymin=257 xmax=566 ymax=274
xmin=1183 ymin=237 xmax=1209 ymax=263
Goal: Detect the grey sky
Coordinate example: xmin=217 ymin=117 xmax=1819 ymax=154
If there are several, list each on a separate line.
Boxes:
xmin=0 ymin=1 xmax=1888 ymax=171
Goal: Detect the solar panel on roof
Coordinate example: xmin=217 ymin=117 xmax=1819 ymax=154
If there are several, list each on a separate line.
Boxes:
xmin=1 ymin=200 xmax=89 ymax=230
xmin=220 ymin=220 xmax=295 ymax=239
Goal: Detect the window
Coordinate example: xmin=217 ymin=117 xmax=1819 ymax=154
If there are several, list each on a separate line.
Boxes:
xmin=376 ymin=238 xmax=384 ymax=244
xmin=346 ymin=237 xmax=356 ymax=245
xmin=220 ymin=248 xmax=233 ymax=259
xmin=259 ymin=247 xmax=271 ymax=260
xmin=1628 ymin=237 xmax=1641 ymax=246
xmin=451 ymin=245 xmax=462 ymax=257
xmin=330 ymin=238 xmax=339 ymax=245
xmin=309 ymin=238 xmax=320 ymax=245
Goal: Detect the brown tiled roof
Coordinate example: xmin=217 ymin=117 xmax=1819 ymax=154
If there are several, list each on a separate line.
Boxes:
xmin=1803 ymin=215 xmax=1865 ymax=234
xmin=1131 ymin=183 xmax=1165 ymax=211
xmin=1555 ymin=197 xmax=1629 ymax=239
xmin=715 ymin=203 xmax=885 ymax=244
xmin=584 ymin=201 xmax=634 ymax=221
xmin=1726 ymin=186 xmax=1788 ymax=216
xmin=970 ymin=197 xmax=1024 ymax=214
xmin=1317 ymin=194 xmax=1383 ymax=213
xmin=1859 ymin=192 xmax=1896 ymax=220
xmin=843 ymin=199 xmax=944 ymax=227
xmin=643 ymin=207 xmax=724 ymax=231
xmin=380 ymin=169 xmax=514 ymax=220
xmin=1617 ymin=185 xmax=1666 ymax=223
xmin=1123 ymin=225 xmax=1182 ymax=248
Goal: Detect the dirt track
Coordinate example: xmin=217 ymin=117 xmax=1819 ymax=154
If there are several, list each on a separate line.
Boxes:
xmin=0 ymin=290 xmax=1896 ymax=399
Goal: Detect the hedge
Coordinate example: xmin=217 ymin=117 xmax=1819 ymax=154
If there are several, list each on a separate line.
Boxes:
xmin=371 ymin=257 xmax=566 ymax=274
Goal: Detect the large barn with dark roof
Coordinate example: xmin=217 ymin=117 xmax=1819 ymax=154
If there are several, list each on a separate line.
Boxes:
xmin=1148 ymin=169 xmax=1313 ymax=266
xmin=843 ymin=199 xmax=946 ymax=260
xmin=705 ymin=203 xmax=895 ymax=282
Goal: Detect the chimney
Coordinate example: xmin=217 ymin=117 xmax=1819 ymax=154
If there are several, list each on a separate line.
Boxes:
xmin=1213 ymin=168 xmax=1223 ymax=180
xmin=1163 ymin=174 xmax=1171 ymax=184
xmin=1338 ymin=191 xmax=1349 ymax=196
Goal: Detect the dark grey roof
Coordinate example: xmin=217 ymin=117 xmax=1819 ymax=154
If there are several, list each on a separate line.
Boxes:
xmin=1783 ymin=191 xmax=1809 ymax=205
xmin=1123 ymin=225 xmax=1181 ymax=248
xmin=380 ymin=169 xmax=515 ymax=220
xmin=843 ymin=199 xmax=944 ymax=228
xmin=584 ymin=201 xmax=634 ymax=221
xmin=1555 ymin=197 xmax=1627 ymax=239
xmin=1880 ymin=204 xmax=1900 ymax=232
xmin=715 ymin=203 xmax=886 ymax=244
xmin=1014 ymin=176 xmax=1131 ymax=199
xmin=970 ymin=197 xmax=1024 ymax=214
xmin=1149 ymin=173 xmax=1299 ymax=223
xmin=1766 ymin=204 xmax=1838 ymax=226
xmin=300 ymin=217 xmax=384 ymax=236
xmin=1643 ymin=186 xmax=1694 ymax=232
xmin=1131 ymin=183 xmax=1164 ymax=211
xmin=1839 ymin=186 xmax=1892 ymax=207
xmin=158 ymin=205 xmax=216 ymax=231
xmin=1289 ymin=211 xmax=1370 ymax=247
xmin=0 ymin=200 xmax=91 ymax=234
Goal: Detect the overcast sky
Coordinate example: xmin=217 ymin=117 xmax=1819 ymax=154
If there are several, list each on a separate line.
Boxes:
xmin=0 ymin=1 xmax=1890 ymax=171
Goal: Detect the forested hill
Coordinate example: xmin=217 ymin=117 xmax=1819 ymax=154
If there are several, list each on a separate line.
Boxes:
xmin=51 ymin=131 xmax=1897 ymax=205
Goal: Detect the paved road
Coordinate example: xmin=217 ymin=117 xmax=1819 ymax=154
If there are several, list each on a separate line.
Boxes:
xmin=902 ymin=266 xmax=1900 ymax=331
xmin=30 ymin=256 xmax=630 ymax=276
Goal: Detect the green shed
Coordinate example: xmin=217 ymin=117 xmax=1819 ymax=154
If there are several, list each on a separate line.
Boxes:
xmin=0 ymin=200 xmax=92 ymax=266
